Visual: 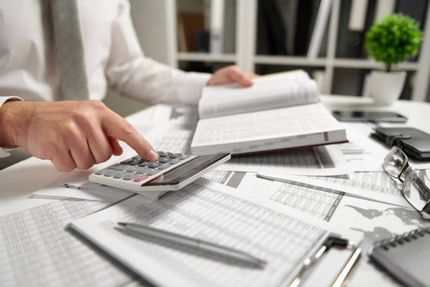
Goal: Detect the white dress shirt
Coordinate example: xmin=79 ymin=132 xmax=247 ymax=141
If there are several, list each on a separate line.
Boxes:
xmin=0 ymin=0 xmax=211 ymax=157
xmin=0 ymin=0 xmax=210 ymax=108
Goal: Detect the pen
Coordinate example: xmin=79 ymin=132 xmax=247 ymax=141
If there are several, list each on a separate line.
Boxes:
xmin=117 ymin=222 xmax=267 ymax=269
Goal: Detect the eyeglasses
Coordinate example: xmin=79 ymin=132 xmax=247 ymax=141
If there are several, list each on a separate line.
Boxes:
xmin=383 ymin=146 xmax=430 ymax=220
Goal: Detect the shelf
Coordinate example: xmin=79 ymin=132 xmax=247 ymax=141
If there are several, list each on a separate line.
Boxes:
xmin=177 ymin=52 xmax=236 ymax=62
xmin=332 ymin=59 xmax=419 ymax=71
xmin=169 ymin=0 xmax=430 ymax=100
xmin=254 ymin=56 xmax=327 ymax=67
xmin=177 ymin=53 xmax=420 ymax=71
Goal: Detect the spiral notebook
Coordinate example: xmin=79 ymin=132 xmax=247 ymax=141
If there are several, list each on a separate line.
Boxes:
xmin=369 ymin=227 xmax=430 ymax=287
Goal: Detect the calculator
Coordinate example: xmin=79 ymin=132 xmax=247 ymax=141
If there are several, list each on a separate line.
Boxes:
xmin=89 ymin=151 xmax=231 ymax=199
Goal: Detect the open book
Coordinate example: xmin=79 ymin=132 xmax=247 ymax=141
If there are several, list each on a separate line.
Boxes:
xmin=191 ymin=70 xmax=347 ymax=155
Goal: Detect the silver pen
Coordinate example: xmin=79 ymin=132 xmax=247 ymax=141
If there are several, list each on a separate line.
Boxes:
xmin=117 ymin=222 xmax=267 ymax=269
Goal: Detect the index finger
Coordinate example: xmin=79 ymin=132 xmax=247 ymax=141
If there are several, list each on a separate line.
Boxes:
xmin=102 ymin=113 xmax=159 ymax=161
xmin=228 ymin=68 xmax=254 ymax=87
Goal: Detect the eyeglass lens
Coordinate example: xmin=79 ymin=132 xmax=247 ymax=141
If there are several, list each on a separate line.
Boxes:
xmin=383 ymin=147 xmax=408 ymax=180
xmin=402 ymin=170 xmax=430 ymax=214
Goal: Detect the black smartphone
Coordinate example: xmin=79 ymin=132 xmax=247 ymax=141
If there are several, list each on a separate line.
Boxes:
xmin=332 ymin=110 xmax=407 ymax=123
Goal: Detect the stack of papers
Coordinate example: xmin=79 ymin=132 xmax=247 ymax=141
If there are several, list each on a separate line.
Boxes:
xmin=7 ymin=88 xmax=429 ymax=286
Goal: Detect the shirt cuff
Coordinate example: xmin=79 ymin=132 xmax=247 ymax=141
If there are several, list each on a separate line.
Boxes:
xmin=0 ymin=96 xmax=23 ymax=157
xmin=0 ymin=96 xmax=23 ymax=108
xmin=176 ymin=72 xmax=211 ymax=105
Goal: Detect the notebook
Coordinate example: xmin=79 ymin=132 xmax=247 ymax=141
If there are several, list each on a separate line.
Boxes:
xmin=190 ymin=70 xmax=347 ymax=155
xmin=369 ymin=227 xmax=430 ymax=287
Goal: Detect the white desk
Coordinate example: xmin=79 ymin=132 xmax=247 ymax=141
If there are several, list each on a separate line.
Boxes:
xmin=321 ymin=95 xmax=430 ymax=134
xmin=1 ymin=96 xmax=429 ymax=286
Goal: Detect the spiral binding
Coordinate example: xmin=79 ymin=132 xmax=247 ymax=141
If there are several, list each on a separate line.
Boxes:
xmin=372 ymin=227 xmax=430 ymax=251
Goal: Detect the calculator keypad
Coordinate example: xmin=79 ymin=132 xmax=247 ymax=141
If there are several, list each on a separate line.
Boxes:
xmin=93 ymin=151 xmax=192 ymax=184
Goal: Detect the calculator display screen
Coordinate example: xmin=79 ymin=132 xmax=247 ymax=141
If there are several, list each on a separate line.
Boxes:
xmin=143 ymin=154 xmax=229 ymax=186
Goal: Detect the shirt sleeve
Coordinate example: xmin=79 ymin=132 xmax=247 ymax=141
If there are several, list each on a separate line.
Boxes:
xmin=106 ymin=0 xmax=211 ymax=105
xmin=0 ymin=96 xmax=23 ymax=157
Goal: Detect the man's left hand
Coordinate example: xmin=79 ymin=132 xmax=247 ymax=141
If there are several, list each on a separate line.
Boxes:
xmin=207 ymin=65 xmax=256 ymax=87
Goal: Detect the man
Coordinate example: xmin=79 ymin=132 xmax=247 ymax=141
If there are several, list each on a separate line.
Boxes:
xmin=0 ymin=0 xmax=253 ymax=171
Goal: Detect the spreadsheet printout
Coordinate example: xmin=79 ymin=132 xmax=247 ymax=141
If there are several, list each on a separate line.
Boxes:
xmin=0 ymin=200 xmax=142 ymax=287
xmin=220 ymin=145 xmax=349 ymax=176
xmin=70 ymin=179 xmax=349 ymax=287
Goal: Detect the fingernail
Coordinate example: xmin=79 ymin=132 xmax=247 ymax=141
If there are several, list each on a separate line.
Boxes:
xmin=150 ymin=149 xmax=159 ymax=160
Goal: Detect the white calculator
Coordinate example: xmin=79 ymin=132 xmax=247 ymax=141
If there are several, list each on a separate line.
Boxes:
xmin=89 ymin=151 xmax=231 ymax=199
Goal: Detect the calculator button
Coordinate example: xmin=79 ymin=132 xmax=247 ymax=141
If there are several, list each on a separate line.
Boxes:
xmin=158 ymin=157 xmax=171 ymax=163
xmin=126 ymin=166 xmax=137 ymax=172
xmin=138 ymin=162 xmax=148 ymax=167
xmin=102 ymin=169 xmax=116 ymax=177
xmin=157 ymin=151 xmax=167 ymax=157
xmin=113 ymin=172 xmax=126 ymax=179
xmin=148 ymin=162 xmax=161 ymax=168
xmin=122 ymin=173 xmax=135 ymax=181
xmin=133 ymin=174 xmax=149 ymax=182
xmin=135 ymin=167 xmax=150 ymax=174
xmin=110 ymin=164 xmax=128 ymax=171
xmin=145 ymin=169 xmax=159 ymax=175
xmin=128 ymin=159 xmax=140 ymax=166
xmin=158 ymin=164 xmax=170 ymax=170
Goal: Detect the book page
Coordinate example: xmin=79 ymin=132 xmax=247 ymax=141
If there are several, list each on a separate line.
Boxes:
xmin=192 ymin=103 xmax=346 ymax=155
xmin=70 ymin=179 xmax=353 ymax=287
xmin=199 ymin=70 xmax=319 ymax=119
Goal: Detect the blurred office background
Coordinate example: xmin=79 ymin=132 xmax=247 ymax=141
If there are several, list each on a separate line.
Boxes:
xmin=104 ymin=0 xmax=430 ymax=116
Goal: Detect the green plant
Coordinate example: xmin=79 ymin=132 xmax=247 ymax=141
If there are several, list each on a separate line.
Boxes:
xmin=365 ymin=14 xmax=423 ymax=72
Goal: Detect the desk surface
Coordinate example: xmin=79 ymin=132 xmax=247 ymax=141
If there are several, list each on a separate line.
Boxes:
xmin=1 ymin=95 xmax=429 ymax=286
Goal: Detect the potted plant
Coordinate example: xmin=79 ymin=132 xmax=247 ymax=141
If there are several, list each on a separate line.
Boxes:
xmin=365 ymin=14 xmax=423 ymax=105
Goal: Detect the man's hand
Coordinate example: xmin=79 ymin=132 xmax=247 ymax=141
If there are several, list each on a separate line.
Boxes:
xmin=0 ymin=100 xmax=158 ymax=171
xmin=207 ymin=65 xmax=256 ymax=87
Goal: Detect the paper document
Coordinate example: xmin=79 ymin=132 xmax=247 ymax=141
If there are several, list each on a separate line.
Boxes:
xmin=230 ymin=174 xmax=344 ymax=221
xmin=338 ymin=123 xmax=389 ymax=172
xmin=143 ymin=123 xmax=349 ymax=176
xmin=202 ymin=170 xmax=248 ymax=189
xmin=70 ymin=179 xmax=358 ymax=287
xmin=198 ymin=70 xmax=318 ymax=119
xmin=146 ymin=122 xmax=196 ymax=154
xmin=192 ymin=103 xmax=347 ymax=155
xmin=32 ymin=180 xmax=132 ymax=202
xmin=219 ymin=145 xmax=349 ymax=176
xmin=32 ymin=154 xmax=134 ymax=202
xmin=258 ymin=173 xmax=409 ymax=207
xmin=0 ymin=200 xmax=139 ymax=287
xmin=315 ymin=171 xmax=402 ymax=197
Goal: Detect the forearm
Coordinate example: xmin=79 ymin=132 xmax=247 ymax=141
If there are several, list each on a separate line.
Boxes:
xmin=106 ymin=0 xmax=210 ymax=105
xmin=107 ymin=57 xmax=210 ymax=105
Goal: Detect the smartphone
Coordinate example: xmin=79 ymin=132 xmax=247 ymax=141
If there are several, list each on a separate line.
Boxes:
xmin=332 ymin=110 xmax=407 ymax=123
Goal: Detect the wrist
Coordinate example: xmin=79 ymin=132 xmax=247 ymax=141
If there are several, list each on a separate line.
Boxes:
xmin=0 ymin=101 xmax=29 ymax=147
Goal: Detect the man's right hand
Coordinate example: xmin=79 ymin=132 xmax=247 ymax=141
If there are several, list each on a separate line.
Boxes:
xmin=0 ymin=100 xmax=158 ymax=171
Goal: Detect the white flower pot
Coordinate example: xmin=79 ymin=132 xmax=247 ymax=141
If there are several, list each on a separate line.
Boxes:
xmin=368 ymin=71 xmax=407 ymax=105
